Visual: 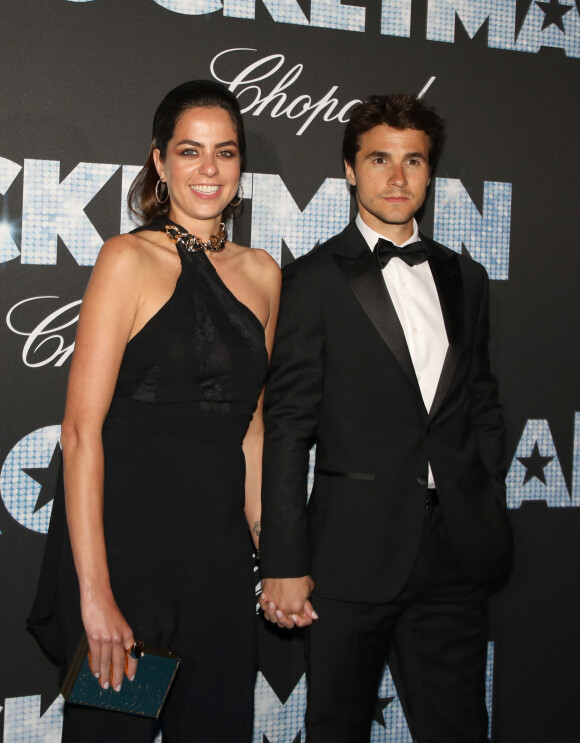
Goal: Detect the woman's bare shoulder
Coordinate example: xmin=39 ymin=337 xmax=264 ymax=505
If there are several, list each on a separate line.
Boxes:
xmin=95 ymin=231 xmax=169 ymax=273
xmin=97 ymin=232 xmax=142 ymax=263
xmin=233 ymin=243 xmax=281 ymax=283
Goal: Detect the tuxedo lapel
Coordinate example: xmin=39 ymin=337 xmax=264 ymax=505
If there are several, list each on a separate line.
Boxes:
xmin=426 ymin=238 xmax=464 ymax=419
xmin=333 ymin=224 xmax=420 ymax=396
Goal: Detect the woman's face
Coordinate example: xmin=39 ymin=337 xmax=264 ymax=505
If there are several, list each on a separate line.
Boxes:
xmin=154 ymin=106 xmax=241 ymax=234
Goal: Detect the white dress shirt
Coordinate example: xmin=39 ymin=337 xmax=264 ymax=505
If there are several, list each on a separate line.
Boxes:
xmin=355 ymin=214 xmax=449 ymax=488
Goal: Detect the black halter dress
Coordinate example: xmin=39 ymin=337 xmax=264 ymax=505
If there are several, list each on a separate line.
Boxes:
xmin=28 ymin=219 xmax=268 ymax=742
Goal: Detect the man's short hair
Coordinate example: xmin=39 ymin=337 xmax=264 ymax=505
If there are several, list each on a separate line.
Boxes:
xmin=343 ymin=94 xmax=446 ymax=169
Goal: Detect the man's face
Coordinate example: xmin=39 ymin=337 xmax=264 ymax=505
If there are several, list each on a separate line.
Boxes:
xmin=345 ymin=125 xmax=431 ymax=238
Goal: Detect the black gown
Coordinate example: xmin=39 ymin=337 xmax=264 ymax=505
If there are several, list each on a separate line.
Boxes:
xmin=28 ymin=219 xmax=269 ymax=742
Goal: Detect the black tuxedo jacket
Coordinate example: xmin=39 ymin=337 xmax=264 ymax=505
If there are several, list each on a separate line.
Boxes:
xmin=261 ymin=220 xmax=513 ymax=603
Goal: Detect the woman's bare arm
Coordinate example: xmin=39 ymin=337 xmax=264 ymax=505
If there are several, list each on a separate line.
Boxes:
xmin=241 ymin=252 xmax=281 ymax=549
xmin=61 ymin=235 xmax=144 ymax=690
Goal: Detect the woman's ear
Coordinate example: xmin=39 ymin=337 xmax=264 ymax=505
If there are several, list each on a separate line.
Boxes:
xmin=153 ymin=149 xmax=165 ymax=181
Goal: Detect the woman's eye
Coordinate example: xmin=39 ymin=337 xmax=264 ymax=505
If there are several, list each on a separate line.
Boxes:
xmin=181 ymin=149 xmax=197 ymax=157
xmin=219 ymin=150 xmax=236 ymax=158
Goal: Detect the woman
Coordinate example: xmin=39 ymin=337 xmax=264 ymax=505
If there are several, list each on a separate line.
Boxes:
xmin=28 ymin=80 xmax=280 ymax=741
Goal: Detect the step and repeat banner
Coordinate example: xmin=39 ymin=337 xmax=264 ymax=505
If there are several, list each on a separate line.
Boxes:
xmin=1 ymin=1 xmax=579 ymax=741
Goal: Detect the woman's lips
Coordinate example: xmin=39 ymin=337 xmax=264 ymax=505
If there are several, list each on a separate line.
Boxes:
xmin=190 ymin=184 xmax=222 ymax=199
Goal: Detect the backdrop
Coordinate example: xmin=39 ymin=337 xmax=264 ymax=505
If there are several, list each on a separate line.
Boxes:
xmin=1 ymin=1 xmax=579 ymax=741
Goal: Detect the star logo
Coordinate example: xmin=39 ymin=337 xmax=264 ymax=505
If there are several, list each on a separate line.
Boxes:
xmin=22 ymin=441 xmax=61 ymax=514
xmin=373 ymin=695 xmax=395 ymax=728
xmin=536 ymin=0 xmax=573 ymax=32
xmin=253 ymin=672 xmax=306 ymax=743
xmin=0 ymin=425 xmax=61 ymax=533
xmin=516 ymin=441 xmax=554 ymax=485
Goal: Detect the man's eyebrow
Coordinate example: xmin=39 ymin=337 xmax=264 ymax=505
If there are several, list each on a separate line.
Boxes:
xmin=366 ymin=150 xmax=391 ymax=159
xmin=366 ymin=150 xmax=427 ymax=160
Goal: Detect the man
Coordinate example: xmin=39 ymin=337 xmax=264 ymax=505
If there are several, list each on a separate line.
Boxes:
xmin=259 ymin=94 xmax=512 ymax=743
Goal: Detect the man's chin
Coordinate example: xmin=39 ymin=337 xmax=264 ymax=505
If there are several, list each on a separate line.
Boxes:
xmin=376 ymin=213 xmax=414 ymax=226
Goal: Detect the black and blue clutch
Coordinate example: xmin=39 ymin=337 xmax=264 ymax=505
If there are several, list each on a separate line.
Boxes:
xmin=61 ymin=634 xmax=181 ymax=718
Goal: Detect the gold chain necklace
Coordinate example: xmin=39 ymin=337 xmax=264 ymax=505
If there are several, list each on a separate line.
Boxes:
xmin=164 ymin=222 xmax=227 ymax=253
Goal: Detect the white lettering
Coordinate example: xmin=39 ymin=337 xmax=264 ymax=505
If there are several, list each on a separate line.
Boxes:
xmin=572 ymin=413 xmax=580 ymax=506
xmin=151 ymin=0 xmax=309 ymax=25
xmin=0 ymin=157 xmax=22 ymax=262
xmin=6 ymin=296 xmax=81 ymax=368
xmin=64 ymin=0 xmax=580 ymax=56
xmin=153 ymin=0 xmax=222 ymax=14
xmin=506 ymin=419 xmax=571 ymax=508
xmin=21 ymin=159 xmax=119 ymax=265
xmin=250 ymin=174 xmax=350 ymax=263
xmin=310 ymin=0 xmax=365 ymax=32
xmin=515 ymin=0 xmax=580 ymax=58
xmin=120 ymin=164 xmax=143 ymax=234
xmin=427 ymin=0 xmax=516 ymax=51
xmin=381 ymin=0 xmax=411 ymax=38
xmin=227 ymin=0 xmax=308 ymax=24
xmin=211 ymin=48 xmax=361 ymax=135
xmin=434 ymin=178 xmax=512 ymax=280
xmin=3 ymin=695 xmax=64 ymax=742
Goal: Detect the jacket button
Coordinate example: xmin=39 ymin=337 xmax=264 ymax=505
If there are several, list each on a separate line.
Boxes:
xmin=416 ymin=475 xmax=428 ymax=486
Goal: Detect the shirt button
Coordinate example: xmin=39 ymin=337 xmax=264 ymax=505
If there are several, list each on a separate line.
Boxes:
xmin=417 ymin=374 xmax=422 ymax=381
xmin=401 ymin=281 xmax=406 ymax=287
xmin=413 ymin=327 xmax=418 ymax=333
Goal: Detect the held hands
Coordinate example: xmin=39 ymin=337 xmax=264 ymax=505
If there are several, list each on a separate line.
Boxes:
xmin=81 ymin=589 xmax=138 ymax=691
xmin=260 ymin=576 xmax=318 ymax=629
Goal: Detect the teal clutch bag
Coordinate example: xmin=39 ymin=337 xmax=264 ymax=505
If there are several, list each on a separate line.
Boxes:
xmin=61 ymin=634 xmax=181 ymax=718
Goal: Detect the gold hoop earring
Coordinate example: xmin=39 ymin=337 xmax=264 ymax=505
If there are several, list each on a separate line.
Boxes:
xmin=155 ymin=179 xmax=169 ymax=204
xmin=230 ymin=184 xmax=244 ymax=208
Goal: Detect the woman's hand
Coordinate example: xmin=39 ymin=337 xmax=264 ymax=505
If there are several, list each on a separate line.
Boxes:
xmin=81 ymin=589 xmax=138 ymax=691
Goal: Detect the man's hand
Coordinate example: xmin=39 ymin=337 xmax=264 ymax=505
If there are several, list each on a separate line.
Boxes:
xmin=260 ymin=576 xmax=318 ymax=629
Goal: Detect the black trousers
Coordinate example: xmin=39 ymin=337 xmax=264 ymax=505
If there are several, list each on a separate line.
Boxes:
xmin=58 ymin=402 xmax=257 ymax=742
xmin=306 ymin=499 xmax=489 ymax=743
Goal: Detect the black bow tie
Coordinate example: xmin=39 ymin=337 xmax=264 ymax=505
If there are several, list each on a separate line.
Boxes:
xmin=373 ymin=238 xmax=429 ymax=269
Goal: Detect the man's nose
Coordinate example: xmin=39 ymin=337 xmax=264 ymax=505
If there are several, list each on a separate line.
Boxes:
xmin=388 ymin=163 xmax=406 ymax=187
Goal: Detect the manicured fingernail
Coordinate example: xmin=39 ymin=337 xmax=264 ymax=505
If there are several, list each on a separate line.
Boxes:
xmin=115 ymin=684 xmax=121 ymax=692
xmin=94 ymin=672 xmax=100 ymax=679
xmin=269 ymin=602 xmax=276 ymax=610
xmin=312 ymin=610 xmax=319 ymax=619
xmin=275 ymin=610 xmax=283 ymax=618
xmin=290 ymin=614 xmax=299 ymax=622
xmin=103 ymin=682 xmax=109 ymax=690
xmin=129 ymin=675 xmax=135 ymax=682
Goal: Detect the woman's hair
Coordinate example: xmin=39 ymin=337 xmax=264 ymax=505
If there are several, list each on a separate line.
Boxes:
xmin=127 ymin=80 xmax=246 ymax=224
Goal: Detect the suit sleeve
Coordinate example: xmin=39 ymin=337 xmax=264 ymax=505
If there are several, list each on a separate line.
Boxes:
xmin=260 ymin=258 xmax=325 ymax=577
xmin=468 ymin=265 xmax=507 ymax=501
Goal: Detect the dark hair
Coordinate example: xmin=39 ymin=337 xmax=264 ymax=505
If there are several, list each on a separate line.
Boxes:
xmin=128 ymin=80 xmax=246 ymax=223
xmin=342 ymin=93 xmax=445 ymax=170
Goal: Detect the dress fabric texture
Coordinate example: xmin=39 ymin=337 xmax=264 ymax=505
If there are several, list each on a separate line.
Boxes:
xmin=28 ymin=219 xmax=268 ymax=742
